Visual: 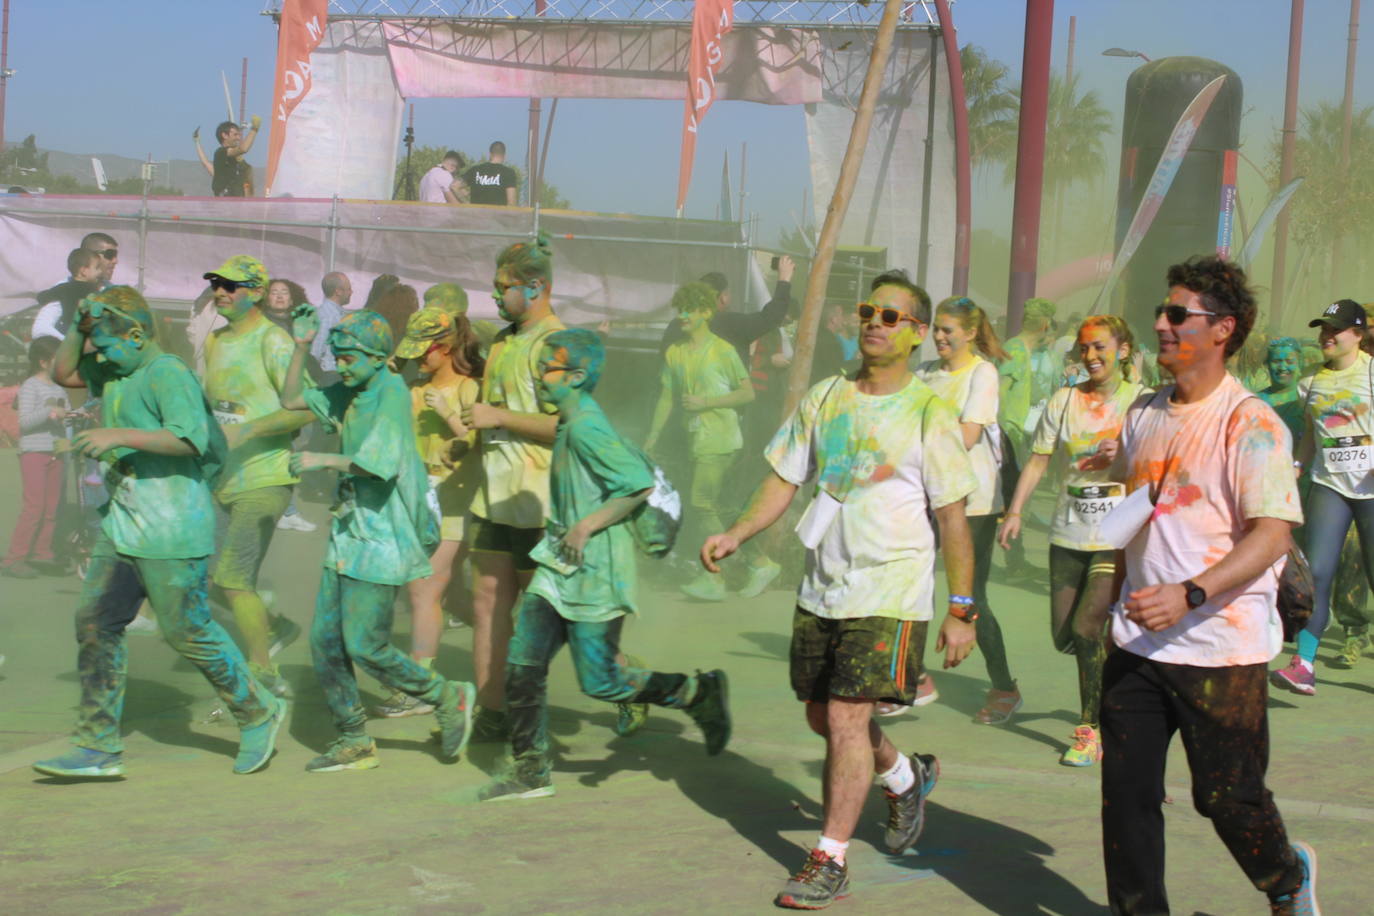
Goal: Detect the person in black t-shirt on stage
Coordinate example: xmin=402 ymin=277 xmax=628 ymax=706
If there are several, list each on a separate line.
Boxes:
xmin=462 ymin=141 xmax=519 ymax=206
xmin=195 ymin=117 xmax=261 ymax=197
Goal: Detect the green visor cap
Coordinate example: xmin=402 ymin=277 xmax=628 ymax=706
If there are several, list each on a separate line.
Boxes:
xmin=394 ymin=307 xmax=456 ymax=359
xmin=203 ymin=255 xmax=267 ymax=288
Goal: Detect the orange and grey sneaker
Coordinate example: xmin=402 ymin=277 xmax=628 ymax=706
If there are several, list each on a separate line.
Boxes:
xmin=774 ymin=849 xmax=850 ymax=910
xmin=1059 ymin=724 xmax=1103 ymax=767
xmin=884 ymin=753 xmax=939 ymax=853
xmin=973 ymin=683 xmax=1023 ymax=725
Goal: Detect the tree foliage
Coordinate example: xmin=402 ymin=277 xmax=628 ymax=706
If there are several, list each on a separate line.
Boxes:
xmin=960 ymin=45 xmax=1018 ymax=171
xmin=1267 ymin=101 xmax=1374 ymax=249
xmin=393 ymin=143 xmax=572 ymax=209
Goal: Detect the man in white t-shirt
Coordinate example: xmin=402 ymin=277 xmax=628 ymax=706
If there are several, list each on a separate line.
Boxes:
xmin=700 ymin=272 xmax=978 ymax=910
xmin=418 ymin=151 xmax=466 ymax=205
xmin=1106 ymin=256 xmax=1317 ymax=914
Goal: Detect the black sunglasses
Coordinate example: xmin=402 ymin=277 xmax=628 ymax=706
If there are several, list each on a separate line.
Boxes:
xmin=1155 ymin=304 xmax=1218 ymax=326
xmin=93 ymin=248 xmax=117 ymax=259
xmin=208 ymin=276 xmax=255 ymax=293
xmin=856 ymin=303 xmax=917 ymax=327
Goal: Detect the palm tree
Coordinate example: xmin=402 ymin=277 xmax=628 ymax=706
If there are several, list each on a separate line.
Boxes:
xmin=960 ymin=44 xmax=1018 ymax=172
xmin=991 ymin=72 xmax=1112 ymax=258
xmin=1267 ymin=101 xmax=1374 ymax=299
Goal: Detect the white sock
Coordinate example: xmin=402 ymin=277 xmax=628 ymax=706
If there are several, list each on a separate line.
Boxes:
xmin=816 ymin=835 xmax=848 ymax=865
xmin=878 ymin=753 xmax=916 ymax=795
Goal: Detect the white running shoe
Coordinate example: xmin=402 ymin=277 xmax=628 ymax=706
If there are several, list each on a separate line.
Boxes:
xmin=126 ymin=615 xmax=159 ymax=635
xmin=276 ymin=513 xmax=318 ymax=533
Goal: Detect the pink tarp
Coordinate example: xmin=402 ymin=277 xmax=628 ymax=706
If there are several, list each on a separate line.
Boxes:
xmin=381 ymin=21 xmax=822 ymax=104
xmin=0 ymin=195 xmax=748 ymax=329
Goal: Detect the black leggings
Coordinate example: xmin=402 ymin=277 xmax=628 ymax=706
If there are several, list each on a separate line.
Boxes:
xmin=968 ymin=514 xmax=1015 ymax=692
xmin=1049 ymin=545 xmax=1114 ymax=725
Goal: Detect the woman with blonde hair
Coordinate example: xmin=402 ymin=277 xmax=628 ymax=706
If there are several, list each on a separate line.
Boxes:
xmin=1000 ymin=314 xmax=1147 ymax=765
xmin=915 ymin=296 xmax=1020 ymax=724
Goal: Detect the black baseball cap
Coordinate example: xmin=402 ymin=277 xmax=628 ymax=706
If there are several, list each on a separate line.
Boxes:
xmin=1309 ymin=299 xmax=1367 ymax=331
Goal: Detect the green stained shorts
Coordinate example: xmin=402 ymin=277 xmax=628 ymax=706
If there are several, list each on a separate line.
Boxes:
xmin=789 ymin=607 xmax=928 ymax=705
xmin=211 ymin=485 xmax=293 ymax=591
xmin=468 ymin=514 xmax=542 ymax=573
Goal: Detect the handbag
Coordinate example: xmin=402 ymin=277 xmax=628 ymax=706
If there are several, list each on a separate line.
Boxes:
xmin=1277 ymin=541 xmax=1315 ymax=643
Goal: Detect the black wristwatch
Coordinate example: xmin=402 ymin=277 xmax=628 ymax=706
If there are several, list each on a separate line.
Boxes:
xmin=1183 ymin=579 xmax=1207 ymax=609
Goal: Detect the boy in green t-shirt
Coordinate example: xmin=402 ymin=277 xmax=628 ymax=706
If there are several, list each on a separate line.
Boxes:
xmin=480 ymin=329 xmax=731 ymax=802
xmin=645 ymin=282 xmax=761 ymax=602
xmin=281 ymin=307 xmax=477 ymax=772
xmin=33 ymin=287 xmax=286 ymax=779
xmin=201 ymin=255 xmax=311 ymax=698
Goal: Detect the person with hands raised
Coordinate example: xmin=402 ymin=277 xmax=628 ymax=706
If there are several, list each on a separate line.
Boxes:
xmin=702 ymin=270 xmax=978 ymax=911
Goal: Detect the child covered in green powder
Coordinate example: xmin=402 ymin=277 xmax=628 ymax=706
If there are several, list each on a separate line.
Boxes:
xmin=480 ymin=329 xmax=731 ymax=802
xmin=281 ymin=307 xmax=477 ymax=772
xmin=33 ymin=287 xmax=286 ymax=779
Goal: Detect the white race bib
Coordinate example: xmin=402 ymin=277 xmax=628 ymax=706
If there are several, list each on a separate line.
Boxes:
xmin=1322 ymin=435 xmax=1374 ymax=474
xmin=1067 ymin=482 xmax=1125 ymax=531
xmin=212 ymin=399 xmax=246 ymax=426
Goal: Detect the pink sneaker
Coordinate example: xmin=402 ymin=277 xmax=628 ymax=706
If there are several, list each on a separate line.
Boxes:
xmin=910 ymin=673 xmax=939 ymax=707
xmin=1270 ymin=656 xmax=1316 ymax=696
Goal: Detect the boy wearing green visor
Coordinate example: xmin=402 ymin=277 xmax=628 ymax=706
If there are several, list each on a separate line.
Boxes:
xmin=281 ymin=307 xmax=477 ymax=772
xmin=33 ymin=286 xmax=286 ymax=779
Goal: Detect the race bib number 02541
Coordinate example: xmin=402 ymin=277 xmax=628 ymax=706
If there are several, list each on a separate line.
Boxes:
xmin=1066 ymin=482 xmax=1124 ymax=528
xmin=1322 ymin=435 xmax=1374 ymax=475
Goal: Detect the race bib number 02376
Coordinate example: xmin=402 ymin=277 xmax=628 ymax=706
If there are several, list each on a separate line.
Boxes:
xmin=1322 ymin=435 xmax=1374 ymax=475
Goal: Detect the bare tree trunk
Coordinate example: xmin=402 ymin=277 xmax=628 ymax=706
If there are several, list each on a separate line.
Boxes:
xmin=783 ymin=0 xmax=904 ymax=415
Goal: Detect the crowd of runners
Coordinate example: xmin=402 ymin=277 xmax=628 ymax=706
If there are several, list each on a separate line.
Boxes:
xmin=7 ymin=230 xmax=1353 ymax=913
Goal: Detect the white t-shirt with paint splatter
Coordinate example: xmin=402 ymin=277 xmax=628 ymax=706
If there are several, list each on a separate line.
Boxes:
xmin=916 ymin=355 xmax=1003 ymax=516
xmin=1111 ymin=376 xmax=1302 ymax=667
xmin=767 ymin=374 xmax=977 ymax=622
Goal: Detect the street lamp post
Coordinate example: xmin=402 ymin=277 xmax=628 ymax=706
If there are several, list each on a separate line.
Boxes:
xmin=0 ymin=0 xmax=11 ymax=157
xmin=1102 ymin=47 xmax=1152 ymax=63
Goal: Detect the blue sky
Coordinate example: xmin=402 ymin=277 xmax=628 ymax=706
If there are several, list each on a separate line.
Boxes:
xmin=2 ymin=1 xmax=1364 ymax=245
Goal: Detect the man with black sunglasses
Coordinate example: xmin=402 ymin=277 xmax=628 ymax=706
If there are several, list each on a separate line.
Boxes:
xmin=1104 ymin=255 xmax=1318 ymax=913
xmin=700 ymin=272 xmax=978 ymax=909
xmin=81 ymin=232 xmax=118 ymax=286
xmin=199 ymin=256 xmax=312 ymax=701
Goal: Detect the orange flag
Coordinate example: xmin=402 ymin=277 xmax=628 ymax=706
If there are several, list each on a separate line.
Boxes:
xmin=265 ymin=0 xmax=329 ymax=196
xmin=676 ymin=0 xmax=735 ymax=215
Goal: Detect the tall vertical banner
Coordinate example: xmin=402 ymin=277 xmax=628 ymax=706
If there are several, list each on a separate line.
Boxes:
xmin=1092 ymin=75 xmax=1225 ymax=312
xmin=1215 ymin=148 xmax=1238 ymax=258
xmin=265 ymin=0 xmax=329 ymax=196
xmin=676 ymin=0 xmax=735 ymax=215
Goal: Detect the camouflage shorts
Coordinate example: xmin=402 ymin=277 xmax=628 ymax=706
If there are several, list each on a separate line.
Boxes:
xmin=789 ymin=607 xmax=928 ymax=705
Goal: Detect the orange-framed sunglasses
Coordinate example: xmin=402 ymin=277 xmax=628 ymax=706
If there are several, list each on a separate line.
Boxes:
xmin=856 ymin=302 xmax=918 ymax=327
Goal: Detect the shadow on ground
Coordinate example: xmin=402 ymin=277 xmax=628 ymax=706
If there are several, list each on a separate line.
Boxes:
xmin=559 ymin=712 xmax=822 ymax=871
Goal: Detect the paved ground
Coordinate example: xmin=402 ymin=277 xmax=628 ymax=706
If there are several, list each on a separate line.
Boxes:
xmin=2 ymin=472 xmax=1368 ymax=915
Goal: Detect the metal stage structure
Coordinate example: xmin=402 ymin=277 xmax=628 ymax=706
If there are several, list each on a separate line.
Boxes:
xmin=265 ymin=1 xmax=943 ymax=26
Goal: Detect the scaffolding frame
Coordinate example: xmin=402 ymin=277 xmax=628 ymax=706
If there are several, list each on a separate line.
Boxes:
xmin=263 ymin=1 xmax=943 ymax=26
